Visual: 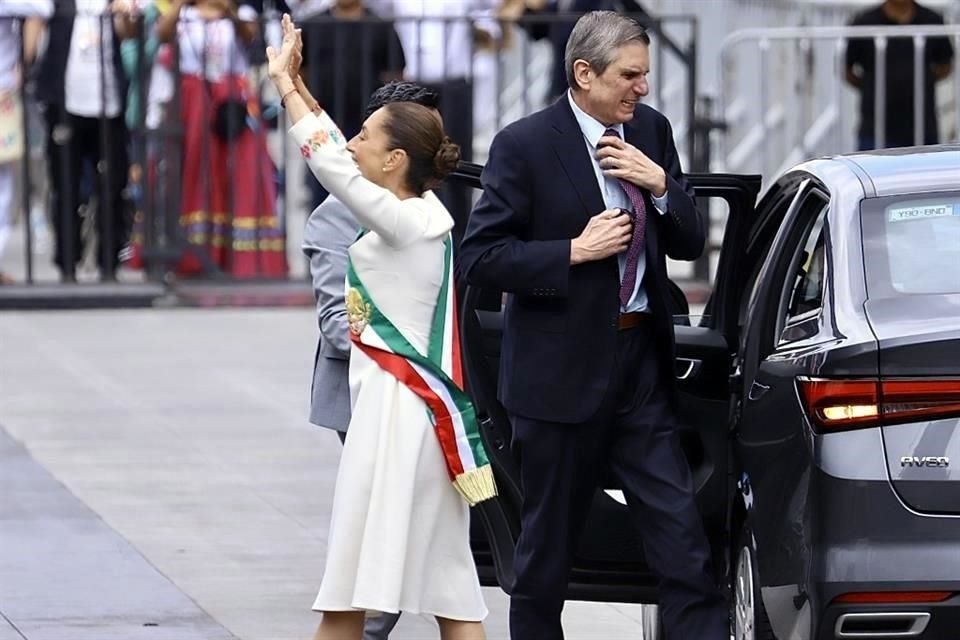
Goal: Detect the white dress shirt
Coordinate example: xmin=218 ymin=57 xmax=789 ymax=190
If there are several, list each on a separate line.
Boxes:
xmin=375 ymin=0 xmax=500 ymax=83
xmin=176 ymin=6 xmax=257 ymax=80
xmin=567 ymin=91 xmax=669 ymax=313
xmin=65 ymin=0 xmax=121 ymax=118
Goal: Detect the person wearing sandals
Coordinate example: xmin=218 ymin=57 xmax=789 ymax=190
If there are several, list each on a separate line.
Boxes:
xmin=266 ymin=15 xmax=493 ymax=640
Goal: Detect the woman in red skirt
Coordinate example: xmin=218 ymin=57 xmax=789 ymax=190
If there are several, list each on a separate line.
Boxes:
xmin=140 ymin=0 xmax=286 ymax=278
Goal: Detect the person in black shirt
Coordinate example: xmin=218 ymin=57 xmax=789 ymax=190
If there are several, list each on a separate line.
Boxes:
xmin=300 ymin=0 xmax=405 ymax=208
xmin=845 ymin=0 xmax=954 ymax=150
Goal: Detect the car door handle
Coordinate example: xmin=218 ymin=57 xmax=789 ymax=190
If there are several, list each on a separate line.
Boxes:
xmin=748 ymin=381 xmax=771 ymax=400
xmin=675 ymin=357 xmax=702 ymax=381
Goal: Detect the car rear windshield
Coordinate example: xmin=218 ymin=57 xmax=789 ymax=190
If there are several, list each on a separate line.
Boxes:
xmin=861 ymin=193 xmax=960 ymax=297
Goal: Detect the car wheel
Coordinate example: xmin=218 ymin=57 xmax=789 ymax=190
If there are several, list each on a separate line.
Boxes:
xmin=732 ymin=527 xmax=775 ymax=640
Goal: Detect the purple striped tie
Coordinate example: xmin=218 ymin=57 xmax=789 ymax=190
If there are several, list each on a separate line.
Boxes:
xmin=603 ymin=128 xmax=647 ymax=308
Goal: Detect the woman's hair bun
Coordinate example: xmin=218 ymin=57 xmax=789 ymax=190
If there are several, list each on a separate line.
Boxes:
xmin=432 ymin=137 xmax=461 ymax=181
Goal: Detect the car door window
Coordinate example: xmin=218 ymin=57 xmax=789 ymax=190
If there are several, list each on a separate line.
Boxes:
xmin=740 ymin=183 xmax=830 ymax=368
xmin=777 ymin=200 xmax=829 ymax=345
xmin=738 ymin=183 xmax=807 ymax=329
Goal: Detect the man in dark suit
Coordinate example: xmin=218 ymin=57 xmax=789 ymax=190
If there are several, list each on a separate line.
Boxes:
xmin=458 ymin=11 xmax=727 ymax=640
xmin=35 ymin=0 xmax=132 ymax=282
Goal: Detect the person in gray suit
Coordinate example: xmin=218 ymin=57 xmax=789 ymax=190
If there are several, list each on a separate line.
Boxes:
xmin=301 ymin=80 xmax=442 ymax=640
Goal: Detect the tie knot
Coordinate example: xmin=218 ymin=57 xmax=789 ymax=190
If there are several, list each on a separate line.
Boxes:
xmin=603 ymin=128 xmax=620 ymax=139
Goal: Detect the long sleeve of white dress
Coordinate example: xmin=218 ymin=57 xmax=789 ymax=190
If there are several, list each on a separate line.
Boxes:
xmin=290 ymin=112 xmax=448 ymax=248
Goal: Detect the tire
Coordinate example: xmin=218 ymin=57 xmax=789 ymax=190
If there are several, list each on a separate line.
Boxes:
xmin=732 ymin=526 xmax=776 ymax=640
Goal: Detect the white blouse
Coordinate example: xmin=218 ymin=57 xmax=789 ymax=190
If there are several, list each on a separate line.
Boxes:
xmin=175 ymin=6 xmax=257 ymax=81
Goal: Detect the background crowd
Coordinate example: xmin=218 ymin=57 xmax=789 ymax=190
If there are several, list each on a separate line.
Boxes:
xmin=0 ymin=0 xmax=954 ymax=286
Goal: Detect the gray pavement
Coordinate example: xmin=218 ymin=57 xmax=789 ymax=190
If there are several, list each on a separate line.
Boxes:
xmin=0 ymin=428 xmax=235 ymax=640
xmin=0 ymin=309 xmax=651 ymax=640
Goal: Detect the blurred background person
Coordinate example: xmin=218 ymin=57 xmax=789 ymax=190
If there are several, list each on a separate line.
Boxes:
xmin=146 ymin=0 xmax=287 ymax=278
xmin=845 ymin=0 xmax=954 ymax=149
xmin=299 ymin=0 xmax=405 ymax=209
xmin=372 ymin=0 xmax=502 ymax=245
xmin=34 ymin=0 xmax=136 ymax=282
xmin=0 ymin=0 xmax=53 ymax=285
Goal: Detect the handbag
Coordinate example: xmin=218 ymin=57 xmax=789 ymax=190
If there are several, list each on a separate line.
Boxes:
xmin=212 ymin=96 xmax=249 ymax=141
xmin=0 ymin=89 xmax=24 ymax=164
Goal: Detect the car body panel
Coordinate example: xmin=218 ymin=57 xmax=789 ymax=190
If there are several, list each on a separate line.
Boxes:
xmin=737 ymin=149 xmax=960 ymax=638
xmin=841 ymin=144 xmax=960 ymax=197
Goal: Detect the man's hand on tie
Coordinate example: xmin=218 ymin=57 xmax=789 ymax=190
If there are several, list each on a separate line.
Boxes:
xmin=570 ymin=209 xmax=633 ymax=265
xmin=596 ymin=135 xmax=668 ymax=197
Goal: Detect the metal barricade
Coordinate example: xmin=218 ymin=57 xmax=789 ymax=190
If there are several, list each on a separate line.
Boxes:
xmin=1 ymin=8 xmax=700 ymax=289
xmin=715 ymin=23 xmax=960 ymax=184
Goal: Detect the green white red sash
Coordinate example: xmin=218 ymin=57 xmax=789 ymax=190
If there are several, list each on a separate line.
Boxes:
xmin=345 ymin=236 xmax=496 ymax=506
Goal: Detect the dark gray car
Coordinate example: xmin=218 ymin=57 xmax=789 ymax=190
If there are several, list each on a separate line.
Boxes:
xmin=456 ymin=145 xmax=960 ymax=639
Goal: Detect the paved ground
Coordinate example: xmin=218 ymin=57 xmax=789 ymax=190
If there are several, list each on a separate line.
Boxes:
xmin=0 ymin=309 xmax=653 ymax=640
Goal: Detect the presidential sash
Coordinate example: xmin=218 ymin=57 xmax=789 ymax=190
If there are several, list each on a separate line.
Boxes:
xmin=345 ymin=236 xmax=497 ymax=506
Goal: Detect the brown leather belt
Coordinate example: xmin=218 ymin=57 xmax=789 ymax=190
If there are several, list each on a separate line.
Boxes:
xmin=618 ymin=311 xmax=649 ymax=331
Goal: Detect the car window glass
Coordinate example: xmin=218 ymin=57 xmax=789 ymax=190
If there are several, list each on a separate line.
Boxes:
xmin=861 ymin=193 xmax=960 ymax=297
xmin=738 ymin=186 xmax=804 ymax=328
xmin=779 ymin=202 xmax=829 ymax=344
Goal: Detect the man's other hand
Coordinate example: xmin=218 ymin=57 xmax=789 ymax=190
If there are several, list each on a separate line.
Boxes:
xmin=570 ymin=209 xmax=632 ymax=265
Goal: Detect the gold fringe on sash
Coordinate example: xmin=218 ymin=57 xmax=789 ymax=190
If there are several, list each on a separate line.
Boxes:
xmin=453 ymin=464 xmax=498 ymax=506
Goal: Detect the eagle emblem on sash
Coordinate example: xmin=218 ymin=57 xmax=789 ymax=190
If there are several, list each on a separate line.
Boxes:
xmin=346 ymin=288 xmax=372 ymax=335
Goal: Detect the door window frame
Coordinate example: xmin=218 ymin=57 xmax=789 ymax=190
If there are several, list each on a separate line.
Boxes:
xmin=774 ymin=195 xmax=830 ymax=347
xmin=738 ymin=176 xmax=832 ymax=371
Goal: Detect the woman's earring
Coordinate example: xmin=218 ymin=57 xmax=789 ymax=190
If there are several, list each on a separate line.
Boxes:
xmin=382 ymin=166 xmax=387 ymax=172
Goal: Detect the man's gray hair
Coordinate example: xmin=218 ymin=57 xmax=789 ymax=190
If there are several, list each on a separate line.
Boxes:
xmin=565 ymin=11 xmax=650 ymax=91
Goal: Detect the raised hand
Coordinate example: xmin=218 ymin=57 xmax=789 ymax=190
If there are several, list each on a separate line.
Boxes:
xmin=266 ymin=14 xmax=298 ymax=83
xmin=286 ymin=13 xmax=304 ymax=80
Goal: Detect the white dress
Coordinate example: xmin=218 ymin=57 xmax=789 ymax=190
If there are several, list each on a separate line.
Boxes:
xmin=289 ymin=114 xmax=488 ymax=621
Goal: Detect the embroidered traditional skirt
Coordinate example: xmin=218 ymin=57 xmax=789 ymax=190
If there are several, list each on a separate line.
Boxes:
xmin=128 ymin=73 xmax=286 ymax=278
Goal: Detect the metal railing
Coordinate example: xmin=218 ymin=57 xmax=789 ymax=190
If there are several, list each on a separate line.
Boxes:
xmin=715 ymin=24 xmax=960 ymax=185
xmin=2 ymin=9 xmax=701 ymax=288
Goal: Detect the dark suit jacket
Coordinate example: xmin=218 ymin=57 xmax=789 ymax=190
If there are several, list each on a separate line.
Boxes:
xmin=458 ymin=97 xmax=704 ymax=424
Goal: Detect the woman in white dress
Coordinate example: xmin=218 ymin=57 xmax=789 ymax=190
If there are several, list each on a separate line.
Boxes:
xmin=266 ymin=15 xmax=494 ymax=640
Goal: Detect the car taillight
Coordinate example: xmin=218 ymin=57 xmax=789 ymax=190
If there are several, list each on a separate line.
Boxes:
xmin=832 ymin=591 xmax=954 ymax=604
xmin=882 ymin=379 xmax=960 ymax=423
xmin=797 ymin=378 xmax=960 ymax=432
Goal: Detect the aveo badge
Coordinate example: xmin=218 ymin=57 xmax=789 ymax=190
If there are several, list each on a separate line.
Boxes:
xmin=901 ymin=456 xmax=950 ymax=468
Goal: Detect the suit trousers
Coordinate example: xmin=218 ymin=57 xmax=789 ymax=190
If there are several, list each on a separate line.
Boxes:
xmin=45 ymin=109 xmax=129 ymax=279
xmin=509 ymin=321 xmax=728 ymax=639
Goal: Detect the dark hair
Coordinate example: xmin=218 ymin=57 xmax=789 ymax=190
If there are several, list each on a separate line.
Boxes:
xmin=565 ymin=11 xmax=650 ymax=90
xmin=364 ymin=81 xmax=441 ymax=119
xmin=380 ymin=102 xmax=460 ymax=195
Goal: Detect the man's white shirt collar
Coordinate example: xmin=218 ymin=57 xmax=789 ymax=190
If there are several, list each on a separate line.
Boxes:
xmin=567 ymin=90 xmax=624 ymax=148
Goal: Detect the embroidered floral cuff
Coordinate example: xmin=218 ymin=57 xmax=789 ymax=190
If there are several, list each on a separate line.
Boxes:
xmin=289 ymin=112 xmax=347 ymax=160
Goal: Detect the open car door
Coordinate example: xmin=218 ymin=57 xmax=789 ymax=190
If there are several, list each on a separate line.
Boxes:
xmin=452 ymin=164 xmax=762 ymax=603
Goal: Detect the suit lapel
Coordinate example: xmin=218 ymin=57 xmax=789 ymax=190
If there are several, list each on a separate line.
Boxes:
xmin=549 ymin=99 xmax=606 ymax=218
